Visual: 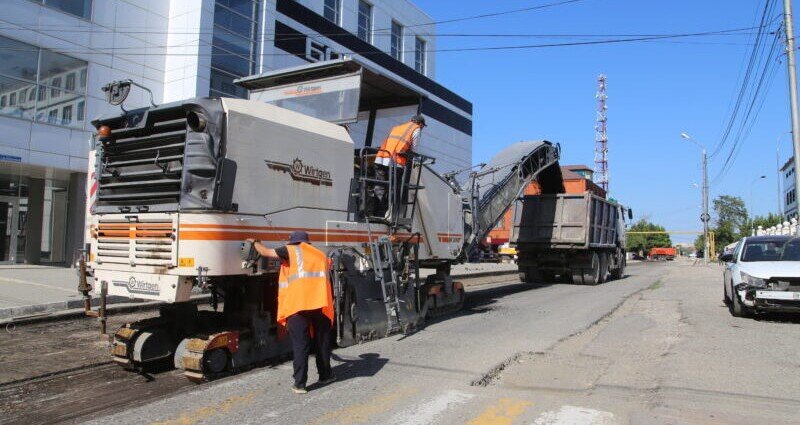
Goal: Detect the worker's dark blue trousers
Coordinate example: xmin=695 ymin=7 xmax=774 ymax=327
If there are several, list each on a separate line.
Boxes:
xmin=287 ymin=309 xmax=333 ymax=387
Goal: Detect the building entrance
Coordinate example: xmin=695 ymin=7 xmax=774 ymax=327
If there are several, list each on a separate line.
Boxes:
xmin=0 ymin=195 xmax=21 ymax=264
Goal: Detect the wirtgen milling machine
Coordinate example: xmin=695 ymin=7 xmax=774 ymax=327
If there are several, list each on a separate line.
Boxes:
xmin=86 ymin=60 xmax=562 ymax=381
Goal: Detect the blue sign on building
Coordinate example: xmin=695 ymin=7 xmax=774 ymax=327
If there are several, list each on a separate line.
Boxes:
xmin=0 ymin=154 xmax=22 ymax=163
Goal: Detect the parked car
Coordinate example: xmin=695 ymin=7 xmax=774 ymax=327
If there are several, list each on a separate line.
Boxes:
xmin=721 ymin=235 xmax=800 ymax=317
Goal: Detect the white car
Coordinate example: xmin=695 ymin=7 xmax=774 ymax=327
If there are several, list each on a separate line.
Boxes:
xmin=722 ymin=235 xmax=800 ymax=317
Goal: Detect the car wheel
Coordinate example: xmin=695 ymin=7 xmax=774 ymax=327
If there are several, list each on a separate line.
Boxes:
xmin=730 ymin=289 xmax=753 ymax=318
xmin=723 ymin=280 xmax=731 ymax=305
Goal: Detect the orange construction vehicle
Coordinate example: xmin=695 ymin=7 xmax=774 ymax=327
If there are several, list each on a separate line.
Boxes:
xmin=482 ymin=165 xmax=605 ymax=260
xmin=649 ymin=247 xmax=677 ymax=261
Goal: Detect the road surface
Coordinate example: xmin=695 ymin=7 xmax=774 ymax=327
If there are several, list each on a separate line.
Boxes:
xmin=6 ymin=260 xmax=800 ymax=424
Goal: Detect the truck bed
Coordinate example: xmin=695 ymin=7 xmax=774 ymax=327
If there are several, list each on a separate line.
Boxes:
xmin=511 ymin=192 xmax=619 ymax=249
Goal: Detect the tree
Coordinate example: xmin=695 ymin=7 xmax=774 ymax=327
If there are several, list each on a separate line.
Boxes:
xmin=712 ymin=195 xmax=748 ymax=250
xmin=627 ymin=219 xmax=672 ymax=254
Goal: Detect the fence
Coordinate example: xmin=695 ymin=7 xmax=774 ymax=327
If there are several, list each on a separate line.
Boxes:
xmin=754 ymin=218 xmax=800 ymax=236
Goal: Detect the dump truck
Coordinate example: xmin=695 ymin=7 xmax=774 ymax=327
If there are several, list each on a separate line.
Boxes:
xmin=82 ymin=59 xmax=562 ymax=381
xmin=511 ymin=192 xmax=632 ymax=285
xmin=648 ymin=247 xmax=676 ymax=261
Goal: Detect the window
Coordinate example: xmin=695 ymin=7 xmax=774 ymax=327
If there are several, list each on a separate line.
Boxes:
xmin=65 ymin=73 xmax=75 ymax=91
xmin=415 ymin=37 xmax=426 ymax=74
xmin=61 ymin=104 xmax=72 ymax=125
xmin=0 ymin=34 xmax=86 ymax=126
xmin=0 ymin=96 xmax=5 ymax=107
xmin=50 ymin=77 xmax=61 ymax=98
xmin=38 ymin=0 xmax=93 ymax=19
xmin=77 ymin=100 xmax=84 ymax=121
xmin=323 ymin=0 xmax=340 ymax=24
xmin=357 ymin=1 xmax=372 ymax=43
xmin=215 ymin=0 xmax=254 ymax=16
xmin=211 ymin=0 xmax=257 ymax=99
xmin=210 ymin=69 xmax=248 ymax=98
xmin=391 ymin=21 xmax=403 ymax=60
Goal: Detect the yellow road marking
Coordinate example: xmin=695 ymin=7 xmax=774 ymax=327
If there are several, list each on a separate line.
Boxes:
xmin=467 ymin=398 xmax=533 ymax=425
xmin=150 ymin=392 xmax=256 ymax=425
xmin=309 ymin=386 xmax=419 ymax=425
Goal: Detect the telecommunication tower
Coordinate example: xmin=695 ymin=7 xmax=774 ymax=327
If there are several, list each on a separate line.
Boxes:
xmin=594 ymin=74 xmax=609 ymax=193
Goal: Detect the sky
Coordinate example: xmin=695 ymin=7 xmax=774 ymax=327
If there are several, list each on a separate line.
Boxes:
xmin=414 ymin=0 xmax=791 ymax=243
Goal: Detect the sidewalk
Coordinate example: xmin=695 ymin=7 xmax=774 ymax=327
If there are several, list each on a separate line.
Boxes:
xmin=0 ymin=265 xmax=106 ymax=320
xmin=0 ymin=262 xmax=519 ymax=321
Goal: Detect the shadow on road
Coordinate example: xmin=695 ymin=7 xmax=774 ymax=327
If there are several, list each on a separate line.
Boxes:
xmin=311 ymin=352 xmax=389 ymax=389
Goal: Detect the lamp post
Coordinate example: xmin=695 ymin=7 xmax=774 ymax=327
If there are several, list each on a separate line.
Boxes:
xmin=750 ymin=175 xmax=767 ymax=234
xmin=681 ymin=132 xmax=709 ymax=264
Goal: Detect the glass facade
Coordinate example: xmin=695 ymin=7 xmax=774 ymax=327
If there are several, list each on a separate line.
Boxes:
xmin=0 ymin=35 xmax=88 ymax=128
xmin=390 ymin=21 xmax=403 ymax=61
xmin=33 ymin=0 xmax=93 ymax=20
xmin=358 ymin=1 xmax=372 ymax=43
xmin=210 ymin=0 xmax=259 ymax=98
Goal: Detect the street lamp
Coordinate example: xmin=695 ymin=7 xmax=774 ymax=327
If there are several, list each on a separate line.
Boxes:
xmin=750 ymin=175 xmax=767 ymax=234
xmin=681 ymin=132 xmax=709 ymax=264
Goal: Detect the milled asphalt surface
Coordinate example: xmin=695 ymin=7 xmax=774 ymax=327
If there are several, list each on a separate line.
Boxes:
xmin=80 ymin=262 xmax=653 ymax=425
xmin=0 ymin=262 xmax=519 ymax=321
xmin=78 ymin=260 xmax=800 ymax=425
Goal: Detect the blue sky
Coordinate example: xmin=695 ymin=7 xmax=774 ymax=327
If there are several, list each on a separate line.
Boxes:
xmin=415 ymin=0 xmax=790 ymax=243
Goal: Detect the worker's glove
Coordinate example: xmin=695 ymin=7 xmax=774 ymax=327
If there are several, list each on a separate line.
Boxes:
xmin=241 ymin=239 xmax=260 ymax=269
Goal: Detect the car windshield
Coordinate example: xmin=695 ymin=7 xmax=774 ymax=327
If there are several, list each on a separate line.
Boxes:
xmin=740 ymin=239 xmax=789 ymax=262
xmin=779 ymin=238 xmax=800 ymax=261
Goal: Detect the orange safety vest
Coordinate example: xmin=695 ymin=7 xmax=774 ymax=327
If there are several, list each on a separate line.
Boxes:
xmin=276 ymin=243 xmax=334 ymax=327
xmin=377 ymin=121 xmax=421 ymax=167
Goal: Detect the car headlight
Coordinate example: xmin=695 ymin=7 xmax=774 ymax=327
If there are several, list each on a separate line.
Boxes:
xmin=740 ymin=272 xmax=767 ymax=288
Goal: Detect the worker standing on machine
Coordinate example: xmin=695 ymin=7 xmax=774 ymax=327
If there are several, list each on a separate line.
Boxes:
xmin=247 ymin=231 xmax=335 ymax=394
xmin=374 ymin=114 xmax=426 ymax=217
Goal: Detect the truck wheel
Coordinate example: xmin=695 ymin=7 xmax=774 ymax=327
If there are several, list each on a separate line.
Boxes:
xmin=598 ymin=253 xmax=610 ymax=284
xmin=610 ymin=257 xmax=625 ymax=280
xmin=572 ymin=252 xmax=601 ymax=285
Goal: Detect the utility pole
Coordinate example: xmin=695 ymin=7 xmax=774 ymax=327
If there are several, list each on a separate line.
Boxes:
xmin=681 ymin=132 xmax=710 ymax=264
xmin=783 ymin=0 xmax=800 ymax=233
xmin=702 ymin=149 xmax=710 ymax=264
xmin=777 ymin=132 xmax=785 ymax=217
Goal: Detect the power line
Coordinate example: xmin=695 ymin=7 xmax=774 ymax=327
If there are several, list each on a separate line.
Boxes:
xmin=712 ymin=22 xmax=783 ymax=184
xmin=0 ymin=25 xmax=763 ymax=38
xmin=0 ymin=26 xmax=766 ymax=56
xmin=710 ymin=0 xmax=779 ymax=159
xmin=0 ymin=0 xmax=588 ymax=40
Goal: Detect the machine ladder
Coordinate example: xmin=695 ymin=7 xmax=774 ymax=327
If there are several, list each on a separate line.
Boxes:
xmin=368 ymin=236 xmax=403 ymax=333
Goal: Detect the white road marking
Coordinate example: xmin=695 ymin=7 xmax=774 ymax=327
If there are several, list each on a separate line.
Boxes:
xmin=0 ymin=276 xmax=76 ymax=293
xmin=533 ymin=405 xmax=616 ymax=425
xmin=388 ymin=389 xmax=474 ymax=425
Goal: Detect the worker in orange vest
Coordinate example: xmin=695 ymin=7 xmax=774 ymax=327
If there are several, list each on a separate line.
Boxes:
xmin=374 ymin=115 xmax=426 ymax=217
xmin=247 ymin=231 xmax=335 ymax=394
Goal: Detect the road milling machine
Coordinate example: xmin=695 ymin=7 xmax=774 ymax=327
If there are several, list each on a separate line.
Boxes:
xmin=85 ymin=59 xmax=561 ymax=381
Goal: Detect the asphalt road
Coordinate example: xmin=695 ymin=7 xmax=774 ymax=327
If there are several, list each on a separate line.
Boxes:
xmin=51 ymin=260 xmax=800 ymax=424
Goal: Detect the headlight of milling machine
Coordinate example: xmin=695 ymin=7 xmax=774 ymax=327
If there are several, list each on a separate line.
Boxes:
xmin=740 ymin=272 xmax=767 ymax=288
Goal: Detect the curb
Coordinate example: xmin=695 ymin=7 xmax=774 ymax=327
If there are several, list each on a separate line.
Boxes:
xmin=0 ymin=270 xmax=520 ymax=327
